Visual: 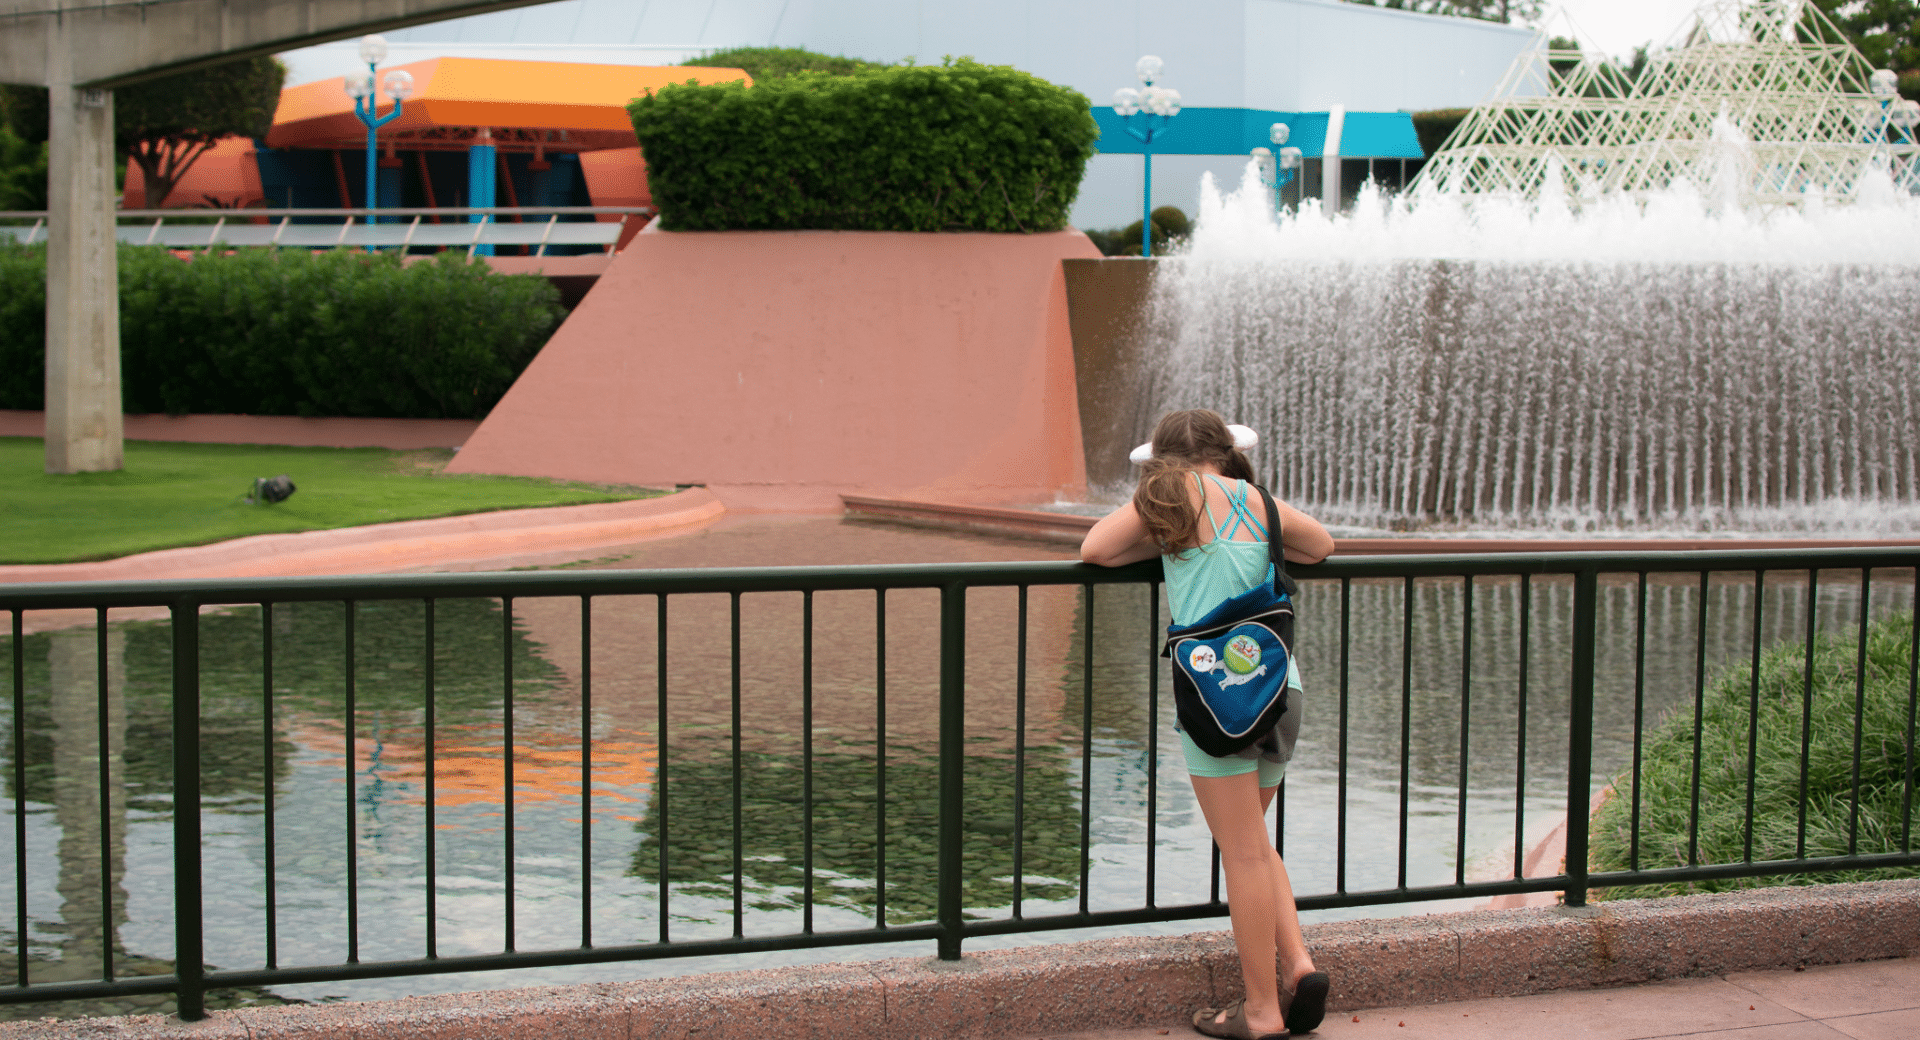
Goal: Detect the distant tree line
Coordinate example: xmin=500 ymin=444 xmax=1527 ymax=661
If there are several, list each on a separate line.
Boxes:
xmin=1341 ymin=0 xmax=1545 ymax=23
xmin=0 ymin=56 xmax=283 ymax=211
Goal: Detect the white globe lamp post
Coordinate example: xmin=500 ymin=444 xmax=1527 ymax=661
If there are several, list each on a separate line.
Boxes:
xmin=1112 ymin=56 xmax=1181 ymax=256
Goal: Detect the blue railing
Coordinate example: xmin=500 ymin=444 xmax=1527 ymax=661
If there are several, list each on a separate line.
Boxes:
xmin=2 ymin=547 xmax=1916 ymax=1019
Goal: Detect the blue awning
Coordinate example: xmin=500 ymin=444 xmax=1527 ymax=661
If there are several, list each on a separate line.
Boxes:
xmin=1091 ymin=107 xmax=1424 ymax=160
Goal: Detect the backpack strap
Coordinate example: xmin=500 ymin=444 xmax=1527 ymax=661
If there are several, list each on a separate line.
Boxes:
xmin=1252 ymin=483 xmax=1300 ymax=599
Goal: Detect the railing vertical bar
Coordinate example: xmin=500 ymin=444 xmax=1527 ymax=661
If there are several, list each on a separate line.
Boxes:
xmin=1210 ymin=841 xmax=1222 ymax=905
xmin=1513 ymin=574 xmax=1533 ymax=878
xmin=875 ymin=589 xmax=888 ymax=927
xmin=937 ymin=581 xmax=968 ymax=961
xmin=1398 ymin=575 xmax=1414 ymax=890
xmin=1078 ymin=584 xmax=1094 ymax=915
xmin=1564 ymin=567 xmax=1598 ymax=908
xmin=1798 ymin=571 xmax=1821 ymax=860
xmin=802 ymin=590 xmax=815 ymax=935
xmin=96 ymin=609 xmax=114 ymax=982
xmin=1904 ymin=577 xmax=1918 ymax=853
xmin=655 ymin=594 xmax=670 ymax=944
xmin=1849 ymin=571 xmax=1872 ymax=856
xmin=341 ymin=601 xmax=360 ymax=964
xmin=730 ymin=591 xmax=743 ymax=938
xmin=9 ymin=610 xmax=24 ymax=997
xmin=1628 ymin=573 xmax=1647 ymax=873
xmin=1144 ymin=581 xmax=1159 ymax=907
xmin=1743 ymin=571 xmax=1764 ymax=863
xmin=424 ymin=599 xmax=437 ymax=959
xmin=1337 ymin=577 xmax=1352 ymax=895
xmin=1689 ymin=571 xmax=1710 ymax=866
xmin=170 ymin=597 xmax=206 ymax=1020
xmin=1455 ymin=576 xmax=1473 ymax=887
xmin=502 ymin=596 xmax=517 ymax=952
xmin=1274 ymin=775 xmax=1286 ymax=860
xmin=1014 ymin=586 xmax=1030 ymax=917
xmin=261 ymin=602 xmax=278 ymax=969
xmin=579 ymin=595 xmax=593 ymax=949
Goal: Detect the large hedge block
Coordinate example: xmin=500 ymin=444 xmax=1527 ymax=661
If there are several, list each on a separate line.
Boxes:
xmin=630 ymin=59 xmax=1098 ymax=232
xmin=0 ymin=245 xmax=563 ymax=419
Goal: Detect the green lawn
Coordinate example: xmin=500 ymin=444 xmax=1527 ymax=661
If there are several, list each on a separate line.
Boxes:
xmin=0 ymin=438 xmax=660 ymax=565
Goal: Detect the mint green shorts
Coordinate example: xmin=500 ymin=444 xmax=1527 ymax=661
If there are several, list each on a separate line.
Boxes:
xmin=1179 ymin=729 xmax=1288 ymax=786
xmin=1176 ymin=670 xmax=1302 ymax=788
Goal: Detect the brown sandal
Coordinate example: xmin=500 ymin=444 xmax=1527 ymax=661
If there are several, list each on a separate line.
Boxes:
xmin=1191 ymin=999 xmax=1289 ymax=1040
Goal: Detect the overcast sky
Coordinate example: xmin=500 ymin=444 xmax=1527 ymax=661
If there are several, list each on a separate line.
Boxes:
xmin=1541 ymin=1 xmax=1698 ymax=61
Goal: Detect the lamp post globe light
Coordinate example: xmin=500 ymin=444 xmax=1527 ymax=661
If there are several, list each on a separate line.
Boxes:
xmin=1112 ymin=55 xmax=1180 ymax=256
xmin=1250 ymin=122 xmax=1305 ymax=213
xmin=346 ymin=35 xmax=413 ymax=230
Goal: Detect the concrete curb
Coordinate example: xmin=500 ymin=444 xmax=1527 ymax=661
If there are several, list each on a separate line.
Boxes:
xmin=12 ymin=879 xmax=1915 ymax=1039
xmin=0 ymin=489 xmax=724 ymax=588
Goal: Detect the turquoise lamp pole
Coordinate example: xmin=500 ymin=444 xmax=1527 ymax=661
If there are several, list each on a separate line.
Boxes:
xmin=1251 ymin=122 xmax=1304 ymax=214
xmin=346 ymin=35 xmax=414 ymax=230
xmin=1112 ymin=56 xmax=1180 ymax=257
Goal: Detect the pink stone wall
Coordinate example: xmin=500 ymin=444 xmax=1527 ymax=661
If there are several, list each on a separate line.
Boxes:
xmin=446 ymin=228 xmax=1100 ymax=511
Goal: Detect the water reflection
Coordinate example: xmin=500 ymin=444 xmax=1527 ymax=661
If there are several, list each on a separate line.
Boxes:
xmin=1 ymin=518 xmax=1912 ymax=1011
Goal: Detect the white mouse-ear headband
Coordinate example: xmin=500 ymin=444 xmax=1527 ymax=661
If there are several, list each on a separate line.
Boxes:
xmin=1129 ymin=424 xmax=1259 ymax=464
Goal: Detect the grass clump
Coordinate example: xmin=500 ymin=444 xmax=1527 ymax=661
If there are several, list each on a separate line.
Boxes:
xmin=0 ymin=438 xmax=658 ymax=564
xmin=1590 ymin=610 xmax=1919 ymax=898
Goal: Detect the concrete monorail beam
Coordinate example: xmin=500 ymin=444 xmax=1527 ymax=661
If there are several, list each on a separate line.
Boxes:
xmin=0 ymin=0 xmax=551 ymax=88
xmin=5 ymin=0 xmax=547 ymax=472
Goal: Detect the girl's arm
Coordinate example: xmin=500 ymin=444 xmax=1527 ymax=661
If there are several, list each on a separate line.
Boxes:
xmin=1274 ymin=497 xmax=1334 ymax=564
xmin=1080 ymin=501 xmax=1162 ymax=566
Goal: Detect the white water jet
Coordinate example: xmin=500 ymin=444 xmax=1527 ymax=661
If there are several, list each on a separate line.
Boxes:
xmin=1142 ymin=161 xmax=1920 ymax=535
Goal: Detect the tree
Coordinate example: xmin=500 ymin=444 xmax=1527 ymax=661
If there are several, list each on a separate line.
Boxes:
xmin=0 ymin=84 xmax=49 ymax=211
xmin=0 ymin=84 xmax=48 ymax=144
xmin=682 ymin=47 xmax=881 ymax=81
xmin=0 ymin=127 xmax=47 ymax=210
xmin=1805 ymin=1 xmax=1920 ymax=72
xmin=115 ymin=55 xmax=284 ymax=208
xmin=1341 ymin=0 xmax=1546 ymax=23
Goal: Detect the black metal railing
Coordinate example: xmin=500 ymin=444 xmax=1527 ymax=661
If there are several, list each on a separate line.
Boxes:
xmin=2 ymin=547 xmax=1916 ymax=1019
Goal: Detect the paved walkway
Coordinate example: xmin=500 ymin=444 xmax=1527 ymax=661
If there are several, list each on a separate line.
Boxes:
xmin=1053 ymin=957 xmax=1917 ymax=1040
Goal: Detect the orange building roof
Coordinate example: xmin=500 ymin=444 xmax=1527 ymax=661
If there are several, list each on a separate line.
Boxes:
xmin=266 ymin=58 xmax=750 ymax=153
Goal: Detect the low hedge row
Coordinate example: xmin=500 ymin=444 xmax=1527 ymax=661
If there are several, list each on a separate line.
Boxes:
xmin=0 ymin=246 xmax=564 ymax=419
xmin=629 ymin=58 xmax=1098 ymax=232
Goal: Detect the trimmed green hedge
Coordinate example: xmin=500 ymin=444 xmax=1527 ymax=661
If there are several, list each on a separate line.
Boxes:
xmin=682 ymin=46 xmax=881 ymax=80
xmin=0 ymin=245 xmax=563 ymax=419
xmin=629 ymin=58 xmax=1097 ymax=232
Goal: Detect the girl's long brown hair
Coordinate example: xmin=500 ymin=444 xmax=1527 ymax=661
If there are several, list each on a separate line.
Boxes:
xmin=1133 ymin=409 xmax=1255 ymax=552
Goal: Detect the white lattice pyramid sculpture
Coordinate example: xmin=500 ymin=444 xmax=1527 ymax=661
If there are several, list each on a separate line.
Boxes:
xmin=1412 ymin=0 xmax=1920 ymax=209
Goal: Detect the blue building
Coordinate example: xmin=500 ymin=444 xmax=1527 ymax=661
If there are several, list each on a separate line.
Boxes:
xmin=279 ymin=0 xmax=1537 ymax=228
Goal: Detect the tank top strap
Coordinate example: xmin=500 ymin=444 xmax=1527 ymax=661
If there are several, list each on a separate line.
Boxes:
xmin=1193 ymin=471 xmax=1223 ymax=537
xmin=1205 ymin=475 xmax=1268 ymax=541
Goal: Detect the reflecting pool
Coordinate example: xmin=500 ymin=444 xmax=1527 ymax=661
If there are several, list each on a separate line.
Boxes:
xmin=3 ymin=516 xmax=1910 ymax=1012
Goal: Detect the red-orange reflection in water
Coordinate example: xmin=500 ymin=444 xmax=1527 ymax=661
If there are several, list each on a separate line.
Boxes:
xmin=289 ymin=720 xmax=657 ymax=823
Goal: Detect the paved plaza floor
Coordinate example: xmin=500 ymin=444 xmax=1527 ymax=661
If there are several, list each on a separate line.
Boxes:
xmin=1053 ymin=957 xmax=1918 ymax=1040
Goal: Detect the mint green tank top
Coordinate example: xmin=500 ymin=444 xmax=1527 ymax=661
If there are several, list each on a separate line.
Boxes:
xmin=1162 ymin=475 xmax=1303 ymax=690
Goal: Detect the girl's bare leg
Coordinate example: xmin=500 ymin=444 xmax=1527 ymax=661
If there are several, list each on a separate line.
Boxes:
xmin=1259 ymin=783 xmax=1318 ymax=987
xmin=1190 ymin=772 xmax=1315 ymax=1035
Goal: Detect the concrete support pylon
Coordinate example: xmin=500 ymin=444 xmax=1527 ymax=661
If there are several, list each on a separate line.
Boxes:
xmin=43 ymin=50 xmax=123 ymax=474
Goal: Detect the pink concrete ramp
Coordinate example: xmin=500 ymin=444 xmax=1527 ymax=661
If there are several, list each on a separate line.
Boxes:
xmin=445 ymin=228 xmax=1101 ymax=511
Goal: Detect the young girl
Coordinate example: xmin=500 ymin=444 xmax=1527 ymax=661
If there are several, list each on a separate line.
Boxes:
xmin=1082 ymin=409 xmax=1335 ymax=1039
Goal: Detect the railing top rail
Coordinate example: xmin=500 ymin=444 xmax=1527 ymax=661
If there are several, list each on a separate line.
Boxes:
xmin=1 ymin=545 xmax=1915 ymax=610
xmin=0 ymin=207 xmax=657 ymax=221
